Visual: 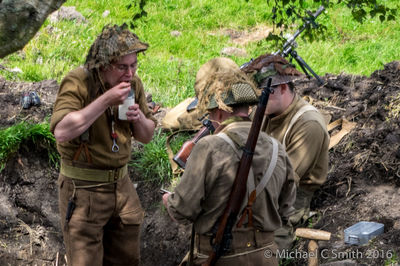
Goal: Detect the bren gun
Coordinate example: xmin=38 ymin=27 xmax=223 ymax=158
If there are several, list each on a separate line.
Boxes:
xmin=242 ymin=5 xmax=325 ymax=86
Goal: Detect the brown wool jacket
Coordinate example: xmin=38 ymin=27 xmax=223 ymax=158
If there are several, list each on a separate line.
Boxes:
xmin=261 ymin=94 xmax=330 ymax=191
xmin=167 ymin=120 xmax=296 ymax=235
xmin=50 ymin=67 xmax=156 ymax=169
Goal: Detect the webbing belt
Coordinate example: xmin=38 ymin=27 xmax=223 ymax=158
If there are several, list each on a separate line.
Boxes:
xmin=60 ymin=162 xmax=128 ymax=182
xmin=282 ymin=104 xmax=317 ymax=149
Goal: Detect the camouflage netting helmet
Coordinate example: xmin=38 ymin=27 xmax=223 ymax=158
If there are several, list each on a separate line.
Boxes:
xmin=194 ymin=57 xmax=238 ymax=97
xmin=241 ymin=53 xmax=304 ymax=88
xmin=196 ymin=58 xmax=259 ymax=113
xmin=85 ymin=24 xmax=149 ymax=70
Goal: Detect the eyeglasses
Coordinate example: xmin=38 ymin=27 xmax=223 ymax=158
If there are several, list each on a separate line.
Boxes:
xmin=112 ymin=63 xmax=139 ymax=73
xmin=269 ymin=85 xmax=278 ymax=94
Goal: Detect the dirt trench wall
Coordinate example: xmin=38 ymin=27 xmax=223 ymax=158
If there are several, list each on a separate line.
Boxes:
xmin=0 ymin=61 xmax=399 ymax=265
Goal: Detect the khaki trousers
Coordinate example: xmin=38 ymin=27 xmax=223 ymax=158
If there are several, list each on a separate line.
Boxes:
xmin=58 ymin=173 xmax=144 ymax=266
xmin=274 ymin=187 xmax=315 ymax=250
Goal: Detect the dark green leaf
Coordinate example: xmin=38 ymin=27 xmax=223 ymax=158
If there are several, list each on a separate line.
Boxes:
xmin=286 ymin=7 xmax=293 ymax=17
xmin=272 ymin=7 xmax=277 ymax=20
xmin=266 ymin=32 xmax=281 ymax=42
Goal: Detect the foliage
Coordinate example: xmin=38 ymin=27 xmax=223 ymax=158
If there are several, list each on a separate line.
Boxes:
xmin=129 ymin=129 xmax=172 ymax=183
xmin=0 ymin=122 xmax=59 ymax=171
xmin=126 ymin=0 xmax=148 ymax=29
xmin=265 ymin=0 xmax=397 ymax=44
xmin=384 ymin=251 xmax=399 ymax=265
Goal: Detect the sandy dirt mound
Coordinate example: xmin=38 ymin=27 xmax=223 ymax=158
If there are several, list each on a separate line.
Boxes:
xmin=0 ymin=61 xmax=399 ymax=265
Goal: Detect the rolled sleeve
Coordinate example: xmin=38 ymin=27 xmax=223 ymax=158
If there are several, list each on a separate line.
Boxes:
xmin=167 ymin=139 xmax=212 ymax=223
xmin=50 ymin=71 xmax=88 ymax=133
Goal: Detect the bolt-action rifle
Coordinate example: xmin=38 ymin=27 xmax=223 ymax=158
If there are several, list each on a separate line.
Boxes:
xmin=242 ymin=5 xmax=325 ymax=85
xmin=202 ymin=78 xmax=272 ymax=266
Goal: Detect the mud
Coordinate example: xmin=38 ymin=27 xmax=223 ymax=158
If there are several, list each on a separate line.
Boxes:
xmin=0 ymin=61 xmax=399 ymax=265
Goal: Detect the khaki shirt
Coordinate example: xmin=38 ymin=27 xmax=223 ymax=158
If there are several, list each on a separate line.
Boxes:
xmin=50 ymin=67 xmax=156 ymax=169
xmin=261 ymin=94 xmax=329 ymax=190
xmin=168 ymin=120 xmax=296 ymax=235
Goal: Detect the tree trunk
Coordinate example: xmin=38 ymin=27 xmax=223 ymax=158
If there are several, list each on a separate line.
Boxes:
xmin=0 ymin=0 xmax=66 ymax=58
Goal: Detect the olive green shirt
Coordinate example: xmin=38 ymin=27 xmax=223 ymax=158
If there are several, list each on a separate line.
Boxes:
xmin=167 ymin=120 xmax=296 ymax=235
xmin=50 ymin=67 xmax=156 ymax=169
xmin=261 ymin=94 xmax=329 ymax=191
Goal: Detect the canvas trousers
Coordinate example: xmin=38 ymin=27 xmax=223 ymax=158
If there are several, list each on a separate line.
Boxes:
xmin=274 ymin=187 xmax=315 ymax=250
xmin=58 ymin=173 xmax=144 ymax=266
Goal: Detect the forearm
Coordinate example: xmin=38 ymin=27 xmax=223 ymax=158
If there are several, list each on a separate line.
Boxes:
xmin=54 ymin=94 xmax=110 ymax=142
xmin=162 ymin=193 xmax=179 ymax=223
xmin=166 ymin=191 xmax=196 ymax=225
xmin=132 ymin=115 xmax=155 ymax=143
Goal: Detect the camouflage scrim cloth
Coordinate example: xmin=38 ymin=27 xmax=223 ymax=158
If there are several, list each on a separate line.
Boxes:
xmin=85 ymin=24 xmax=148 ymax=70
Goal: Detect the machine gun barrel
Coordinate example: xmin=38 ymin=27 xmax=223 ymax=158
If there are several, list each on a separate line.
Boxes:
xmin=277 ymin=5 xmax=325 ymax=57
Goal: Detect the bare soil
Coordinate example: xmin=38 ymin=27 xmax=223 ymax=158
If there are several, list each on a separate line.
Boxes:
xmin=0 ymin=61 xmax=399 ymax=266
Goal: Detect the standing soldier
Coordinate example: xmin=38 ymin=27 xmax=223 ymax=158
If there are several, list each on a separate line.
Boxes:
xmin=242 ymin=53 xmax=330 ymax=250
xmin=162 ymin=58 xmax=296 ymax=265
xmin=50 ymin=24 xmax=156 ymax=265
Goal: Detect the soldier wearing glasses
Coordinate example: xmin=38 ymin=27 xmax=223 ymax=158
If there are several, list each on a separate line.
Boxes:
xmin=50 ymin=24 xmax=156 ymax=265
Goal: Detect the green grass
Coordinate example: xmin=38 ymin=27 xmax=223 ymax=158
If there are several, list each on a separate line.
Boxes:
xmin=0 ymin=0 xmax=399 ymax=182
xmin=295 ymin=3 xmax=400 ymax=76
xmin=129 ymin=128 xmax=194 ymax=182
xmin=0 ymin=122 xmax=59 ymax=171
xmin=384 ymin=251 xmax=399 ymax=265
xmin=1 ymin=0 xmax=398 ymax=106
xmin=130 ymin=129 xmax=171 ymax=183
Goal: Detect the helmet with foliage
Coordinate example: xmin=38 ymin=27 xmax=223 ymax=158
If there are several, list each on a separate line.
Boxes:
xmin=85 ymin=24 xmax=148 ymax=70
xmin=241 ymin=53 xmax=304 ymax=88
xmin=196 ymin=57 xmax=259 ymax=113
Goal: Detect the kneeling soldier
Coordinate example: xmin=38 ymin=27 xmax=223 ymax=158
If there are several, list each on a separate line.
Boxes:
xmin=162 ymin=57 xmax=296 ymax=265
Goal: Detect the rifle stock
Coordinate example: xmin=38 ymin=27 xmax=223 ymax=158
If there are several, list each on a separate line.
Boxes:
xmin=173 ymin=119 xmax=215 ymax=169
xmin=203 ymin=78 xmax=272 ymax=266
